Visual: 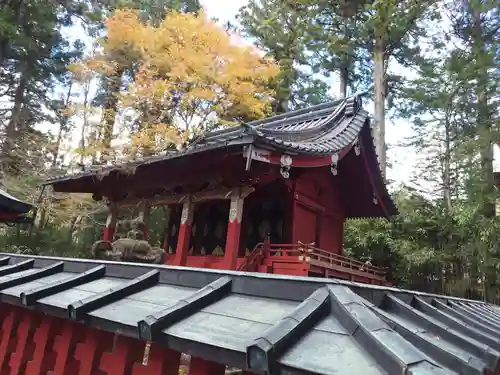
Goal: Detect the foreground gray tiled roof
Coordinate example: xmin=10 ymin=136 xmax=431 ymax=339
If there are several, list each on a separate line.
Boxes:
xmin=43 ymin=96 xmax=368 ymax=185
xmin=0 ymin=253 xmax=499 ymax=375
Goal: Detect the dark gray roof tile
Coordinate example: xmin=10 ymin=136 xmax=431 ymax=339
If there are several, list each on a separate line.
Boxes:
xmin=3 ymin=254 xmax=493 ymax=374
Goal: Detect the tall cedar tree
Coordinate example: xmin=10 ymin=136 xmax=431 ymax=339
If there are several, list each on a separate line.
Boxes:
xmin=237 ymin=0 xmax=331 ymax=112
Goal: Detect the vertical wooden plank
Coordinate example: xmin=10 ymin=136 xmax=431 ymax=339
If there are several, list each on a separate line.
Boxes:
xmin=73 ymin=327 xmax=114 ymax=375
xmin=173 ymin=199 xmax=194 ymax=267
xmin=25 ymin=315 xmax=62 ymax=375
xmin=9 ymin=309 xmax=41 ymax=375
xmin=99 ymin=335 xmax=144 ymax=375
xmin=0 ymin=305 xmax=18 ymax=375
xmin=189 ymin=357 xmax=225 ymax=375
xmin=48 ymin=321 xmax=86 ymax=375
xmin=132 ymin=343 xmax=181 ymax=375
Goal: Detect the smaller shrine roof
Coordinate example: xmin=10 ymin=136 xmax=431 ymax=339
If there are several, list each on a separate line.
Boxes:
xmin=0 ymin=189 xmax=33 ymax=223
xmin=43 ymin=95 xmax=373 ymax=183
xmin=0 ymin=253 xmax=499 ymax=375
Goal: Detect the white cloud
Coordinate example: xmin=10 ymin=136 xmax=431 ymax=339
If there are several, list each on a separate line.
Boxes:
xmin=202 ymin=0 xmax=248 ymax=23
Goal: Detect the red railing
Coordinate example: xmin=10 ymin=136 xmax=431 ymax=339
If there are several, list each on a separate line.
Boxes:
xmin=237 ymin=241 xmax=387 ymax=281
xmin=236 ymin=243 xmax=265 ymax=272
xmin=266 ymin=242 xmax=387 ymax=279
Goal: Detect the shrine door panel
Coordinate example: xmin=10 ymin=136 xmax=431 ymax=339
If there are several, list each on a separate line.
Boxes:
xmin=318 ymin=215 xmax=343 ymax=254
xmin=292 ymin=203 xmax=318 ymax=245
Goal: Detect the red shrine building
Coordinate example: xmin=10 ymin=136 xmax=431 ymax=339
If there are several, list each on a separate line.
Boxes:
xmin=0 ymin=96 xmax=499 ymax=375
xmin=45 ymin=95 xmax=397 ymax=285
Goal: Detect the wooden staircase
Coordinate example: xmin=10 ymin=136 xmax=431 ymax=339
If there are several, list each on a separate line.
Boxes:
xmin=238 ymin=241 xmax=390 ymax=286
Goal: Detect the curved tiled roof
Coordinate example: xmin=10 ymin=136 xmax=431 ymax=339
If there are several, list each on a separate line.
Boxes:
xmin=0 ymin=253 xmax=499 ymax=375
xmin=195 ymin=96 xmax=363 ymax=155
xmin=44 ymin=95 xmax=368 ymax=184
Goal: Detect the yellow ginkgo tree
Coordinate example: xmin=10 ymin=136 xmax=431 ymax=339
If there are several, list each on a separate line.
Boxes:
xmin=85 ymin=9 xmax=279 ymax=157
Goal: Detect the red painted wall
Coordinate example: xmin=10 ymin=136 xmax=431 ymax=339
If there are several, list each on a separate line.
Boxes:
xmin=290 ymin=168 xmax=345 ymax=255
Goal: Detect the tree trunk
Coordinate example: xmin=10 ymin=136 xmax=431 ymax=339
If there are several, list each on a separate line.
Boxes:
xmin=373 ymin=39 xmax=386 ymax=177
xmin=100 ymin=69 xmax=124 ymax=160
xmin=471 ymin=6 xmax=494 ymax=219
xmin=339 ymin=65 xmax=348 ymax=99
xmin=80 ymin=79 xmax=91 ymax=168
xmin=52 ymin=82 xmax=73 ymax=168
xmin=442 ymin=114 xmax=452 ymax=213
xmin=1 ymin=73 xmax=27 ymax=173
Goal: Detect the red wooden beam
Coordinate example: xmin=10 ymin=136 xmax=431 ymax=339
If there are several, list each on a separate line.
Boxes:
xmin=245 ymin=142 xmax=355 ymax=168
xmin=189 ymin=357 xmax=225 ymax=375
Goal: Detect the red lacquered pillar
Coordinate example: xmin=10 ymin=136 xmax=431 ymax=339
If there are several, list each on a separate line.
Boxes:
xmin=99 ymin=335 xmax=144 ymax=375
xmin=224 ymin=188 xmax=253 ymax=270
xmin=103 ymin=202 xmax=118 ymax=241
xmin=48 ymin=321 xmax=86 ymax=375
xmin=173 ymin=198 xmax=194 ymax=267
xmin=73 ymin=327 xmax=114 ymax=375
xmin=189 ymin=357 xmax=225 ymax=375
xmin=132 ymin=343 xmax=181 ymax=375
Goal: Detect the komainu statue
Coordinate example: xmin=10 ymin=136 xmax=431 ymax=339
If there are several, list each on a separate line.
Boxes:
xmin=92 ymin=218 xmax=165 ymax=264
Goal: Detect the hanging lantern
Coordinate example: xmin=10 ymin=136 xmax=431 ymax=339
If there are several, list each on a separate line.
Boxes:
xmin=330 ymin=153 xmax=339 ymax=176
xmin=280 ymin=155 xmax=292 ymax=179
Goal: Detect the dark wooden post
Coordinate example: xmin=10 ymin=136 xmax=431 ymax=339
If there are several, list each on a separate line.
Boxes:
xmin=103 ymin=202 xmax=118 ymax=241
xmin=173 ymin=198 xmax=194 ymax=266
xmin=162 ymin=206 xmax=172 ymax=259
xmin=138 ymin=200 xmax=151 ymax=240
